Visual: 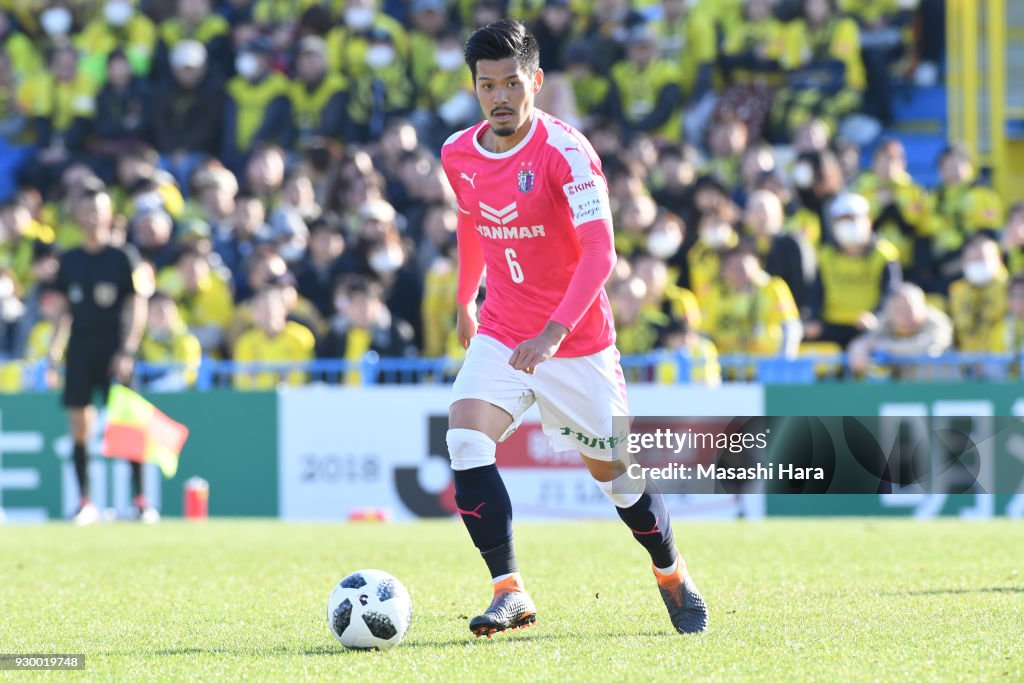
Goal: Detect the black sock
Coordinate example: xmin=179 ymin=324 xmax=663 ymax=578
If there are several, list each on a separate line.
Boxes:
xmin=73 ymin=442 xmax=89 ymax=500
xmin=481 ymin=540 xmax=518 ymax=579
xmin=616 ymin=492 xmax=678 ymax=569
xmin=453 ymin=464 xmax=517 ymax=578
xmin=131 ymin=461 xmax=143 ymax=501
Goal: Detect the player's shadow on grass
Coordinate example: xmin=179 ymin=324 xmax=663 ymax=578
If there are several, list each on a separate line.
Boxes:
xmin=886 ymin=586 xmax=1024 ymax=596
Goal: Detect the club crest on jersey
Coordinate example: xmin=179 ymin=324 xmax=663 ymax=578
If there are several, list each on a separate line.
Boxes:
xmin=517 ymin=169 xmax=535 ymax=193
xmin=94 ymin=282 xmax=117 ymax=308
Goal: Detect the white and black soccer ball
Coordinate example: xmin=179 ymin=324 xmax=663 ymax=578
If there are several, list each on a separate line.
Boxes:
xmin=327 ymin=569 xmax=412 ymax=650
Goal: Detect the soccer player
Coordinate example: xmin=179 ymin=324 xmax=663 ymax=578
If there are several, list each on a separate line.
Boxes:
xmin=46 ymin=184 xmax=153 ymax=525
xmin=440 ymin=20 xmax=708 ymax=637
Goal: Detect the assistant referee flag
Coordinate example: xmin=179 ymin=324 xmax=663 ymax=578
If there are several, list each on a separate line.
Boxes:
xmin=102 ymin=385 xmax=189 ymax=478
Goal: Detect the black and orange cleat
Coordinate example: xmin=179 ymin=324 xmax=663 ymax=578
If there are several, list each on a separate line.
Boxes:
xmin=469 ymin=573 xmax=537 ymax=638
xmin=654 ymin=559 xmax=708 ymax=634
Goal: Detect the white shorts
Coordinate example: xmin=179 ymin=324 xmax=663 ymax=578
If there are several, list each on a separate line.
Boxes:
xmin=450 ymin=334 xmax=630 ymax=461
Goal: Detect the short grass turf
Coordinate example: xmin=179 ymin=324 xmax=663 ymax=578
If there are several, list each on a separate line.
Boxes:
xmin=1 ymin=519 xmax=1022 ymax=682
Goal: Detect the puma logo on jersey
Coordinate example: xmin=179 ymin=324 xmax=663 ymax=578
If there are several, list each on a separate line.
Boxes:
xmin=460 ymin=172 xmax=477 ymax=188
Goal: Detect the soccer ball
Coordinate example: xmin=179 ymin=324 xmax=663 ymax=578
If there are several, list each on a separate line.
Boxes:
xmin=327 ymin=569 xmax=412 ymax=650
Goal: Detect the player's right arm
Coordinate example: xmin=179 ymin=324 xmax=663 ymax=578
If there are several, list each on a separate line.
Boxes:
xmin=442 ymin=140 xmax=485 ymax=350
xmin=455 ymin=207 xmax=485 ymax=349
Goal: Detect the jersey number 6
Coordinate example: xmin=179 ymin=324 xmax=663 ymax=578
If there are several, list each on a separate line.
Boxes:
xmin=505 ymin=248 xmax=525 ymax=283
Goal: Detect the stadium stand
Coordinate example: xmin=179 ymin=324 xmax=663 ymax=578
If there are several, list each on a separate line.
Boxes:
xmin=0 ymin=0 xmax=1019 ymax=390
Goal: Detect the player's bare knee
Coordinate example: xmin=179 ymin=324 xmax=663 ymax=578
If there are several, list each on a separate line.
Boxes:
xmin=446 ymin=428 xmax=496 ymax=471
xmin=448 ymin=399 xmax=512 ymax=443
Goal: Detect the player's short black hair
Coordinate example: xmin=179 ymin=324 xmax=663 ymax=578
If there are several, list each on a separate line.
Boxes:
xmin=463 ymin=19 xmax=540 ymax=80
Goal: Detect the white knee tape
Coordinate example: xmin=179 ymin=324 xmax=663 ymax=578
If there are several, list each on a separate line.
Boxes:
xmin=596 ymin=470 xmax=646 ymax=508
xmin=446 ymin=428 xmax=497 ymax=471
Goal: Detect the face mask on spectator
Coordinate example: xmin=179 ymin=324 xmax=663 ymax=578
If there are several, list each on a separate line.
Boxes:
xmin=435 ymin=48 xmax=464 ymax=72
xmin=235 ymin=53 xmax=262 ymax=80
xmin=369 ymin=246 xmax=403 ymax=275
xmin=366 ymin=45 xmax=395 ymax=69
xmin=699 ymin=224 xmax=731 ymax=249
xmin=104 ymin=0 xmax=133 ymax=26
xmin=41 ymin=7 xmax=73 ymax=37
xmin=792 ymin=162 xmax=814 ymax=189
xmin=963 ymin=260 xmax=995 ymax=286
xmin=344 ymin=6 xmax=376 ymax=30
xmin=833 ymin=218 xmax=870 ymax=247
xmin=646 ymin=229 xmax=682 ymax=259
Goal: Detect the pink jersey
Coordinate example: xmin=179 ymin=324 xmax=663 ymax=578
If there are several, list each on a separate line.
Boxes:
xmin=441 ymin=110 xmax=616 ymax=358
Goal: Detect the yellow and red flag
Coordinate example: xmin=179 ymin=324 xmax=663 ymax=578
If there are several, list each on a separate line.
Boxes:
xmin=102 ymin=385 xmax=189 ymax=478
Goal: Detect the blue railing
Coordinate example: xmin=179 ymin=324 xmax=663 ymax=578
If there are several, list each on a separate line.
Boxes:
xmin=10 ymin=350 xmax=1024 ymax=392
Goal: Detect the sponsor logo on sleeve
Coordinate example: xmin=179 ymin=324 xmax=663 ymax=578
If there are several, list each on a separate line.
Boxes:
xmin=563 ymin=177 xmax=611 ymax=226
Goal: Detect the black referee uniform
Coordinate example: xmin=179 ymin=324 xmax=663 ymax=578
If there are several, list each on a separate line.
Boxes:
xmin=55 ymin=244 xmax=140 ymax=407
xmin=54 ymin=241 xmax=144 ymax=511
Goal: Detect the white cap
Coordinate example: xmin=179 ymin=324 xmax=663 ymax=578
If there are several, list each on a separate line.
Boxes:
xmin=171 ymin=40 xmax=207 ymax=70
xmin=830 ymin=193 xmax=871 ymax=219
xmin=359 ymin=199 xmax=397 ymax=223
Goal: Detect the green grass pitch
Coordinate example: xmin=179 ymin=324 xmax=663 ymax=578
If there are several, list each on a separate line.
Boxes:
xmin=1 ymin=519 xmax=1022 ymax=681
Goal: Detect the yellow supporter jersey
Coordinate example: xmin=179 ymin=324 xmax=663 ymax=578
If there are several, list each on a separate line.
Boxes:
xmin=687 ymin=237 xmax=739 ymax=299
xmin=616 ymin=308 xmax=669 ymax=356
xmin=817 ymin=239 xmax=900 ymax=326
xmin=2 ymin=29 xmax=42 ymax=76
xmin=159 ymin=15 xmax=230 ymax=48
xmin=654 ymin=282 xmax=703 ymax=330
xmin=253 ymin=0 xmax=317 ymax=24
xmin=341 ymin=326 xmax=372 ymax=386
xmin=571 ymin=73 xmax=611 ymax=118
xmin=422 ymin=65 xmax=473 ymax=111
xmin=783 ymin=17 xmax=865 ymax=91
xmin=840 ymin=0 xmax=903 ymax=22
xmin=0 ymin=219 xmax=56 ymax=290
xmin=1003 ymin=315 xmax=1024 ymax=354
xmin=75 ymin=14 xmax=157 ymax=81
xmin=785 ymin=206 xmax=822 ymax=246
xmin=948 ymin=271 xmax=1009 ymax=352
xmin=17 ymin=70 xmax=98 ymax=131
xmin=140 ymin=325 xmax=202 ymax=386
xmin=26 ymin=319 xmax=54 ymax=361
xmin=609 ymin=58 xmax=682 ymax=141
xmin=346 ymin=61 xmax=415 ymax=125
xmin=722 ymin=17 xmax=787 ymax=84
xmin=851 ymin=170 xmax=932 ymax=267
xmin=421 ymin=260 xmax=458 ymax=358
xmin=290 ymin=73 xmax=348 ymax=138
xmin=656 ymin=336 xmax=721 ymax=385
xmin=700 ymin=274 xmax=799 ymax=355
xmin=649 ymin=9 xmax=716 ymax=96
xmin=158 ymin=267 xmax=234 ymax=332
xmin=233 ymin=321 xmax=315 ymax=390
xmin=325 ymin=15 xmax=410 ymax=79
xmin=226 ymin=72 xmax=291 ymax=150
xmin=929 ymin=181 xmax=1004 ymax=254
xmin=39 ymin=203 xmax=84 ymax=249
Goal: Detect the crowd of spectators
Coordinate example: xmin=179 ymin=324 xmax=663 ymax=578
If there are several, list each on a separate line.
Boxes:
xmin=0 ymin=0 xmax=1014 ymax=389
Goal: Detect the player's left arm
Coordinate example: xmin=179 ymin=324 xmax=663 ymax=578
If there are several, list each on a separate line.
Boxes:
xmin=509 ymin=147 xmax=616 ymax=374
